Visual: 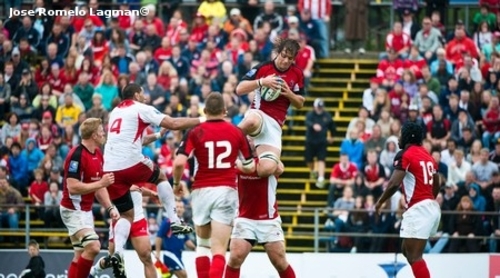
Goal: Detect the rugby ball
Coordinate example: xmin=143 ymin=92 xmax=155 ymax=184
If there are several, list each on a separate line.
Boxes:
xmin=260 ymin=78 xmax=283 ymax=102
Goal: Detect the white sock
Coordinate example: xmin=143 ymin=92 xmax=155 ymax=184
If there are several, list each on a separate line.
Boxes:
xmin=157 ymin=181 xmax=180 ymax=223
xmin=318 ymin=176 xmax=324 ymax=182
xmin=113 ymin=218 xmax=131 ymax=254
xmin=90 ymin=257 xmax=105 ymax=275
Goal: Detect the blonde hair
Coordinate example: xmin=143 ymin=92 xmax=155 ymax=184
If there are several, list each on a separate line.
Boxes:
xmin=80 ymin=118 xmax=102 ymax=140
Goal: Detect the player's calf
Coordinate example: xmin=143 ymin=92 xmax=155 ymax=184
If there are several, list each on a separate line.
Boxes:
xmin=265 ymin=241 xmax=296 ymax=278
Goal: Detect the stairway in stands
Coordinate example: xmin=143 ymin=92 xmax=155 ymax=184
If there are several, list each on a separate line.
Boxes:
xmin=277 ymin=58 xmax=379 ymax=252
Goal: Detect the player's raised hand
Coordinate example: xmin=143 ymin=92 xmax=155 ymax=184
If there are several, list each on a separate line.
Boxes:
xmin=375 ymin=200 xmax=383 ymax=215
xmin=261 ymin=74 xmax=281 ymax=90
xmin=101 ymin=173 xmax=115 ymax=187
xmin=173 ymin=184 xmax=184 ymax=196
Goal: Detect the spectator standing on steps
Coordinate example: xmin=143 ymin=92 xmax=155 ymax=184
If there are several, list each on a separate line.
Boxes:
xmin=305 ymin=98 xmax=336 ymax=188
xmin=342 ymin=0 xmax=370 ymax=55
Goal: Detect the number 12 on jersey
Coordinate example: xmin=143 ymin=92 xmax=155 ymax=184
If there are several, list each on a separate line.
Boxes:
xmin=419 ymin=161 xmax=435 ymax=185
xmin=205 ymin=141 xmax=232 ymax=169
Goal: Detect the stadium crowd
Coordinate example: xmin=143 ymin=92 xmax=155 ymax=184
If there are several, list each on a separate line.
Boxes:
xmin=320 ymin=3 xmax=500 ymax=254
xmin=1 ymin=0 xmax=500 ymax=257
xmin=0 ymin=0 xmax=319 ymax=248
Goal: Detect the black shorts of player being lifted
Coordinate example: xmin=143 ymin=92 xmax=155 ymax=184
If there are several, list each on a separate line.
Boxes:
xmin=113 ymin=165 xmax=161 ymax=213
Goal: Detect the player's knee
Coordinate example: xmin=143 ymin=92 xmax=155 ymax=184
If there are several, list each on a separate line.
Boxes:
xmin=243 ymin=113 xmax=263 ymax=136
xmin=268 ymin=251 xmax=288 ymax=272
xmin=228 ymin=251 xmax=246 ymax=268
xmin=138 ymin=250 xmax=153 ymax=264
xmin=81 ymin=232 xmax=101 ymax=257
xmin=257 ymin=152 xmax=280 ymax=177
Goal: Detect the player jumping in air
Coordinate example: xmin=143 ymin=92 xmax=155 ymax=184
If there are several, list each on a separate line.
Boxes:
xmin=375 ymin=122 xmax=441 ymax=278
xmin=236 ymin=38 xmax=305 ymax=178
xmin=172 ymin=92 xmax=255 ymax=278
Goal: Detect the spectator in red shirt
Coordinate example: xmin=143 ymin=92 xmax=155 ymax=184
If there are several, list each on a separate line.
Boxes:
xmin=289 ymin=30 xmax=315 ymax=88
xmin=376 ymin=48 xmax=404 ymax=87
xmin=446 ymin=27 xmax=479 ymax=65
xmin=155 ymin=37 xmax=173 ymax=64
xmin=328 ymin=153 xmax=358 ymax=206
xmin=143 ymin=4 xmax=165 ymax=37
xmin=426 ymin=105 xmax=452 ymax=149
xmin=29 ymin=169 xmax=48 ymax=207
xmin=403 ymin=46 xmax=427 ymax=80
xmin=46 ymin=63 xmax=65 ymax=97
xmin=363 ymin=150 xmax=386 ymax=199
xmin=482 ymin=95 xmax=500 ymax=149
xmin=381 ymin=21 xmax=412 ymax=59
xmin=388 ymin=82 xmax=410 ymax=120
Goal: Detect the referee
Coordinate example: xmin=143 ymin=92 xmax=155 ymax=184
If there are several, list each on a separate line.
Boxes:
xmin=305 ymin=98 xmax=336 ymax=188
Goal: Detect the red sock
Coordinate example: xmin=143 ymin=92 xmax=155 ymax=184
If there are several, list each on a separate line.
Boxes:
xmin=224 ymin=265 xmax=240 ymax=278
xmin=209 ymin=254 xmax=226 ymax=278
xmin=279 ymin=265 xmax=296 ymax=278
xmin=196 ymin=256 xmax=211 ymax=278
xmin=411 ymin=260 xmax=430 ymax=278
xmin=76 ymin=256 xmax=94 ymax=278
xmin=67 ymin=261 xmax=78 ymax=278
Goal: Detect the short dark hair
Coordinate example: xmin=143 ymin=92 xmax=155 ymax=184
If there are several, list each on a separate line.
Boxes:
xmin=400 ymin=122 xmax=423 ymax=147
xmin=121 ymin=83 xmax=142 ymax=100
xmin=204 ymin=92 xmax=225 ymax=116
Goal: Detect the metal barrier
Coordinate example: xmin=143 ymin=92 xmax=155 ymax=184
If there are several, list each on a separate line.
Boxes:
xmin=1 ymin=204 xmax=499 ymax=253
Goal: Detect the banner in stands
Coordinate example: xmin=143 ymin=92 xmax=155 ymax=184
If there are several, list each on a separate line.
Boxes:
xmin=0 ymin=250 xmax=492 ymax=278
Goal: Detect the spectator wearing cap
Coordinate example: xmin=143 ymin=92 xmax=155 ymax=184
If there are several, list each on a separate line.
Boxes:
xmin=10 ymin=47 xmax=29 ymax=77
xmin=254 ymin=1 xmax=284 ymax=34
xmin=413 ymin=17 xmax=442 ymax=60
xmin=482 ymin=95 xmax=500 ymax=150
xmin=401 ymin=9 xmax=420 ymax=41
xmin=305 ymin=98 xmax=336 ymax=188
xmin=224 ymin=8 xmax=253 ymax=35
xmin=12 ymin=16 xmax=40 ymax=50
xmin=14 ymin=68 xmax=38 ymax=102
xmin=18 ymin=37 xmax=37 ymax=67
xmin=47 ymin=165 xmax=63 ymax=185
xmin=197 ymin=0 xmax=227 ymax=26
xmin=376 ymin=49 xmax=404 ymax=88
xmin=381 ymin=22 xmax=411 ymax=60
xmin=341 ymin=0 xmax=369 ymax=54
xmin=430 ymin=48 xmax=453 ymax=76
xmin=446 ymin=27 xmax=479 ymax=65
xmin=279 ymin=16 xmax=305 ymax=39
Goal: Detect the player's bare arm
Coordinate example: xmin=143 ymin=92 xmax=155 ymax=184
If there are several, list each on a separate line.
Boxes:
xmin=236 ymin=74 xmax=282 ymax=95
xmin=432 ymin=173 xmax=441 ymax=198
xmin=172 ymin=153 xmax=189 ymax=195
xmin=160 ymin=115 xmax=205 ymax=130
xmin=95 ymin=187 xmax=120 ymax=220
xmin=375 ymin=169 xmax=405 ymax=215
xmin=66 ymin=173 xmax=114 ymax=195
xmin=142 ymin=128 xmax=168 ymax=146
xmin=280 ymin=81 xmax=305 ymax=109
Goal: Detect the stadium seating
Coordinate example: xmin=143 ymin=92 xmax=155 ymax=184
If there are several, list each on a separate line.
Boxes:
xmin=277 ymin=58 xmax=378 ymax=252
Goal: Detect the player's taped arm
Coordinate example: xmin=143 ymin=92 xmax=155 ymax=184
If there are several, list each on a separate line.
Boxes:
xmin=239 ymin=157 xmax=256 ymax=173
xmin=376 ymin=169 xmax=406 ymax=207
xmin=94 ymin=187 xmax=114 ymax=211
xmin=160 ymin=115 xmax=205 ymax=131
xmin=432 ymin=173 xmax=441 ymax=198
xmin=67 ymin=178 xmax=107 ymax=195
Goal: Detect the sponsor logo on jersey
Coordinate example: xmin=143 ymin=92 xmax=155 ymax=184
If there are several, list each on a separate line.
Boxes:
xmin=69 ymin=161 xmax=79 ymax=173
xmin=246 ymin=69 xmax=256 ymax=77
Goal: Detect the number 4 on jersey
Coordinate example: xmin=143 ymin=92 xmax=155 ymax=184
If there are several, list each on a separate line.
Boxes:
xmin=419 ymin=161 xmax=435 ymax=186
xmin=109 ymin=118 xmax=122 ymax=134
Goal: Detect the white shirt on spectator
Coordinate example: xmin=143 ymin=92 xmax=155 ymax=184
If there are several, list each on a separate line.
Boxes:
xmin=447 ymin=159 xmax=471 ymax=186
xmin=362 ymin=88 xmax=375 ymax=114
xmin=441 ymin=149 xmax=456 ymax=166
